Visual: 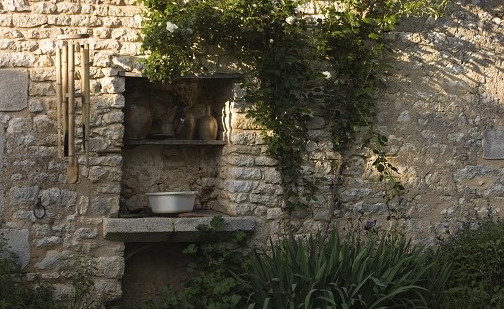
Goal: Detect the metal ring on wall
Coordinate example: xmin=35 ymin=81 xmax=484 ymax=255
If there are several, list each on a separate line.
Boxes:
xmin=33 ymin=198 xmax=46 ymax=219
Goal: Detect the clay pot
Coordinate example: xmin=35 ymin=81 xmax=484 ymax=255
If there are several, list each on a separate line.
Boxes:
xmin=174 ymin=108 xmax=196 ymax=140
xmin=124 ymin=97 xmax=152 ymax=140
xmin=198 ymin=105 xmax=218 ymax=140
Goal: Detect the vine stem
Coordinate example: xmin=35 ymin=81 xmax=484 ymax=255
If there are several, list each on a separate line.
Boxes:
xmin=323 ymin=153 xmax=343 ymax=238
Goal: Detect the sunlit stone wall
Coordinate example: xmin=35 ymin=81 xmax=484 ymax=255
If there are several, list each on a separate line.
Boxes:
xmin=0 ymin=0 xmax=502 ymax=304
xmin=0 ymin=0 xmax=144 ymax=301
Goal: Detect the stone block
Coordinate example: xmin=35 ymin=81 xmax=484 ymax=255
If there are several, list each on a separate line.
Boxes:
xmin=34 ymin=250 xmax=72 ymax=270
xmin=96 ymin=256 xmax=124 ymax=278
xmin=483 ymin=127 xmax=504 ymax=159
xmin=1 ymin=0 xmax=29 ymax=11
xmin=12 ymin=15 xmax=48 ymax=27
xmin=103 ymin=214 xmax=256 ymax=242
xmin=0 ymin=228 xmax=30 ymax=268
xmin=0 ymin=69 xmax=28 ymax=111
xmin=223 ymin=180 xmax=254 ymax=193
xmin=228 ymin=167 xmax=262 ymax=180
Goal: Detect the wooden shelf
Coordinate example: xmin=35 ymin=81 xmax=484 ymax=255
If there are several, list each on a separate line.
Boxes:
xmin=124 ymin=139 xmax=227 ymax=146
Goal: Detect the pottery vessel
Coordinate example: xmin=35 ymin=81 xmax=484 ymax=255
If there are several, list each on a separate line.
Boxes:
xmin=198 ymin=105 xmax=218 ymax=140
xmin=124 ymin=97 xmax=152 ymax=140
xmin=174 ymin=108 xmax=196 ymax=140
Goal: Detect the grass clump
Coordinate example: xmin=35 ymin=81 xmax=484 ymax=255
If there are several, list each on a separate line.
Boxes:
xmin=434 ymin=211 xmax=504 ymax=309
xmin=132 ymin=220 xmax=451 ymax=309
xmin=236 ymin=232 xmax=450 ymax=309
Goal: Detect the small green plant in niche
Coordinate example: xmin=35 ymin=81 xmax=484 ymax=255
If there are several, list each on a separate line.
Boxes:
xmin=140 ymin=0 xmax=449 ymax=210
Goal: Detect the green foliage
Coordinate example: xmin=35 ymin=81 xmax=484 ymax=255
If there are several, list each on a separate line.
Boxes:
xmin=314 ymin=0 xmax=447 ymax=199
xmin=235 ymin=231 xmax=451 ymax=309
xmin=126 ymin=225 xmax=453 ymax=309
xmin=61 ymin=259 xmax=100 ymax=309
xmin=434 ymin=211 xmax=504 ymax=309
xmin=0 ymin=238 xmax=56 ymax=309
xmin=0 ymin=237 xmax=102 ymax=309
xmin=141 ymin=216 xmax=247 ymax=309
xmin=140 ymin=0 xmax=449 ymax=210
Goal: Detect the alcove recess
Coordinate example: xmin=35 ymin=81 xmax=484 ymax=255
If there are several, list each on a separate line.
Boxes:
xmin=119 ymin=73 xmax=241 ymax=216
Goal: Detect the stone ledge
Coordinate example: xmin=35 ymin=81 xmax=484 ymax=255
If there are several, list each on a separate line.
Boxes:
xmin=103 ymin=216 xmax=255 ymax=242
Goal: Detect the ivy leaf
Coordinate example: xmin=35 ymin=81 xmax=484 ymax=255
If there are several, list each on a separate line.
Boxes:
xmin=376 ymin=164 xmax=385 ymax=172
xmin=368 ymin=32 xmax=380 ymax=40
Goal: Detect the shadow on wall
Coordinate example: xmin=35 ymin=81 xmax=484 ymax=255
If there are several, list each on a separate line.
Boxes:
xmin=338 ymin=0 xmax=504 ymax=241
xmin=108 ymin=242 xmax=196 ymax=307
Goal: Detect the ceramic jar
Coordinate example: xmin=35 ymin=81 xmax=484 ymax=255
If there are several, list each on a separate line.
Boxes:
xmin=124 ymin=97 xmax=152 ymax=140
xmin=198 ymin=105 xmax=218 ymax=140
xmin=174 ymin=107 xmax=196 ymax=140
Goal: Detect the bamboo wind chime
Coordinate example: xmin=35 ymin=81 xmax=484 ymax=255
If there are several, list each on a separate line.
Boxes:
xmin=55 ymin=34 xmax=91 ymax=184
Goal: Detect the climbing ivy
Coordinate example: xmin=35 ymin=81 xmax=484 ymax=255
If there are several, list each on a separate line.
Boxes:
xmin=140 ymin=0 xmax=449 ymax=210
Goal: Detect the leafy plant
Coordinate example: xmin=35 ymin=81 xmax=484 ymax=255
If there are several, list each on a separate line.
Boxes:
xmin=0 ymin=236 xmax=103 ymax=309
xmin=0 ymin=237 xmax=56 ymax=309
xmin=235 ymin=231 xmax=451 ymax=309
xmin=61 ymin=259 xmax=100 ymax=309
xmin=139 ymin=216 xmax=247 ymax=309
xmin=434 ymin=210 xmax=504 ymax=309
xmin=140 ymin=0 xmax=449 ymax=211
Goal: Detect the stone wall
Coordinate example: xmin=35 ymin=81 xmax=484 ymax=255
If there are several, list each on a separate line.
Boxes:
xmin=223 ymin=0 xmax=504 ymax=245
xmin=336 ymin=0 xmax=504 ymax=243
xmin=0 ymin=0 xmax=503 ymax=304
xmin=0 ymin=0 xmax=144 ymax=301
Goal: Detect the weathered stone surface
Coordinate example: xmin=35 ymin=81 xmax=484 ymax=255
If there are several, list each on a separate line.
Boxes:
xmin=266 ymin=207 xmax=282 ymax=220
xmin=95 ymin=256 xmax=124 ymax=278
xmin=55 ymin=2 xmax=80 ymax=14
xmin=224 ymin=154 xmax=255 ymax=166
xmin=0 ymin=0 xmax=501 ymax=305
xmin=0 ymin=52 xmax=36 ymax=67
xmin=1 ymin=0 xmax=29 ymax=11
xmin=40 ymin=188 xmax=78 ymax=208
xmin=103 ymin=215 xmax=256 ymax=242
xmin=12 ymin=15 xmax=48 ymax=27
xmin=90 ymin=196 xmax=115 ymax=215
xmin=223 ymin=180 xmax=255 ymax=193
xmin=94 ymin=279 xmax=122 ymax=301
xmin=36 ymin=236 xmax=63 ymax=247
xmin=483 ymin=127 xmax=504 ymax=159
xmin=0 ymin=228 xmax=30 ymax=268
xmin=100 ymin=76 xmax=125 ymax=93
xmin=9 ymin=186 xmax=39 ymax=206
xmin=0 ymin=69 xmax=28 ymax=111
xmin=228 ymin=167 xmax=262 ymax=180
xmin=34 ymin=250 xmax=72 ymax=270
xmin=31 ymin=2 xmax=57 ymax=13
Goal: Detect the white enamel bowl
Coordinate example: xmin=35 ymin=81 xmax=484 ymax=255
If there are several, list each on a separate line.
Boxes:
xmin=145 ymin=191 xmax=197 ymax=214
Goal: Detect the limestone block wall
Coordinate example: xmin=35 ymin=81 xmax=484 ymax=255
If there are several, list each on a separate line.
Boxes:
xmin=215 ymin=0 xmax=504 ymax=245
xmin=367 ymin=0 xmax=504 ymax=242
xmin=0 ymin=0 xmax=502 ymax=304
xmin=0 ymin=0 xmax=144 ymax=301
xmin=330 ymin=0 xmax=504 ymax=243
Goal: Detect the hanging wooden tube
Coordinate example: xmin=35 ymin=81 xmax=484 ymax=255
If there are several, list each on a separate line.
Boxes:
xmin=67 ymin=43 xmax=79 ymax=184
xmin=55 ymin=47 xmax=63 ymax=158
xmin=56 ymin=34 xmax=89 ymax=183
xmin=61 ymin=43 xmax=69 ymax=158
xmin=80 ymin=43 xmax=90 ymax=168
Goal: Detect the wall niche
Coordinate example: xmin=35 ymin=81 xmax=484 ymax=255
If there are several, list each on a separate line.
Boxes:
xmin=120 ymin=76 xmax=237 ymax=215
